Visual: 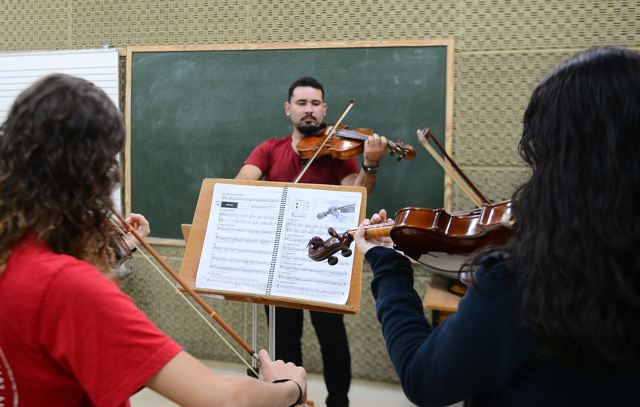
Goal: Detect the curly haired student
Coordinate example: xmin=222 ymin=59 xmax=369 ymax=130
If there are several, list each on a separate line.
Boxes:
xmin=0 ymin=74 xmax=306 ymax=407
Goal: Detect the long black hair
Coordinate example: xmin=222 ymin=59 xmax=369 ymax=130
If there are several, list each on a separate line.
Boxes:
xmin=0 ymin=74 xmax=125 ymax=273
xmin=510 ymin=47 xmax=640 ymax=371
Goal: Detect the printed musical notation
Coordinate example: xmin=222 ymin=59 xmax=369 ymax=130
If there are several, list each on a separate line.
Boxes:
xmin=195 ymin=183 xmax=362 ymax=304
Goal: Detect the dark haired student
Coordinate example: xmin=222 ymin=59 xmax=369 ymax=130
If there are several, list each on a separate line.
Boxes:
xmin=0 ymin=74 xmax=306 ymax=407
xmin=355 ymin=47 xmax=640 ymax=406
xmin=235 ymin=76 xmax=388 ymax=407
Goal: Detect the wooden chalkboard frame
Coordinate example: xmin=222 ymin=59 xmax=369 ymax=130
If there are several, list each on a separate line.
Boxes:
xmin=125 ymin=40 xmax=455 ymax=245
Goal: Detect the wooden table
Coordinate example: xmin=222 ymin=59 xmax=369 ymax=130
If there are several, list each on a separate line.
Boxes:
xmin=422 ymin=275 xmax=463 ymax=325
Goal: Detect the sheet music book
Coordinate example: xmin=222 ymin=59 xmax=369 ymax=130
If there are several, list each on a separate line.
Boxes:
xmin=179 ymin=179 xmax=367 ymax=314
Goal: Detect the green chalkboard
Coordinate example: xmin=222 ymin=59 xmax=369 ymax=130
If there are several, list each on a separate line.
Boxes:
xmin=127 ymin=42 xmax=453 ymax=240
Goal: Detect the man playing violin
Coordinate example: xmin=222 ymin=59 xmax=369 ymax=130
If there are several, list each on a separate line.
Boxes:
xmin=235 ymin=76 xmax=387 ymax=407
xmin=235 ymin=76 xmax=387 ymax=191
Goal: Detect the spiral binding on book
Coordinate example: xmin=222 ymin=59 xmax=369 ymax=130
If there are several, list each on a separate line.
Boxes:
xmin=265 ymin=186 xmax=288 ymax=295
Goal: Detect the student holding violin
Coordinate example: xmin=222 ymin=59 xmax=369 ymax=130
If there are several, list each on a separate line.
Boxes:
xmin=0 ymin=74 xmax=307 ymax=407
xmin=354 ymin=47 xmax=640 ymax=406
xmin=235 ymin=76 xmax=388 ymax=407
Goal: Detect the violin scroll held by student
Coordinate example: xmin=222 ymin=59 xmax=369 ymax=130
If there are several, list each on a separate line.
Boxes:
xmin=355 ymin=46 xmax=640 ymax=406
xmin=0 ymin=73 xmax=306 ymax=407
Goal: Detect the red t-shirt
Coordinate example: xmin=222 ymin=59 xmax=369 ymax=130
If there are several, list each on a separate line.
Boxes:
xmin=244 ymin=135 xmax=359 ymax=184
xmin=0 ymin=237 xmax=182 ymax=407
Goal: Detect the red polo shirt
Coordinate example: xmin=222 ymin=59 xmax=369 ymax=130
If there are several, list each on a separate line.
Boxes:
xmin=244 ymin=135 xmax=359 ymax=184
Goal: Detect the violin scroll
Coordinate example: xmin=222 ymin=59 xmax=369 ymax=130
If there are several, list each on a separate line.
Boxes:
xmin=307 ymin=227 xmax=354 ymax=266
xmin=388 ymin=140 xmax=416 ymax=161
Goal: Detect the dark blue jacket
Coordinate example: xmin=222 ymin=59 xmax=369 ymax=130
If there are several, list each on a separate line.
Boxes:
xmin=366 ymin=246 xmax=640 ymax=407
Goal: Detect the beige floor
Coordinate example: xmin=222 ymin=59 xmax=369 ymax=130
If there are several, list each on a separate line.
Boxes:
xmin=130 ymin=359 xmax=422 ymax=407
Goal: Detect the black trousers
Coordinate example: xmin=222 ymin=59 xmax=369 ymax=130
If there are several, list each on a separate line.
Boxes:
xmin=266 ymin=306 xmax=351 ymax=407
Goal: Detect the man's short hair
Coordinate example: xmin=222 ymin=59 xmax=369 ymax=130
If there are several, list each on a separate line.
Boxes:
xmin=288 ymin=76 xmax=324 ymax=101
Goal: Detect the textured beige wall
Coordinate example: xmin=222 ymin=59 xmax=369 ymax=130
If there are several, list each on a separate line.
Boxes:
xmin=2 ymin=0 xmax=638 ymax=383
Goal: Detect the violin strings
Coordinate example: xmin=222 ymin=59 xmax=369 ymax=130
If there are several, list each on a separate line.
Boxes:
xmin=337 ymin=128 xmax=366 ymax=140
xmin=348 ymin=220 xmax=395 ymax=234
xmin=133 ymin=241 xmax=260 ymax=378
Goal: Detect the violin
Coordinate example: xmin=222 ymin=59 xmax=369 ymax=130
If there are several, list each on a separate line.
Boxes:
xmin=307 ymin=125 xmax=513 ymax=272
xmin=307 ymin=200 xmax=513 ymax=267
xmin=296 ymin=123 xmax=416 ymax=161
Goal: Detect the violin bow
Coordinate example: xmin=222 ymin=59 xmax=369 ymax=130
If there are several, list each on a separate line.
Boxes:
xmin=417 ymin=128 xmax=487 ymax=208
xmin=292 ymin=99 xmax=356 ymax=183
xmin=111 ymin=211 xmax=260 ymax=375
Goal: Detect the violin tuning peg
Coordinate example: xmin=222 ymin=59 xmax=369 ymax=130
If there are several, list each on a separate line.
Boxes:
xmin=341 ymin=248 xmax=352 ymax=257
xmin=308 ymin=236 xmax=324 ymax=249
xmin=328 ymin=256 xmax=338 ymax=266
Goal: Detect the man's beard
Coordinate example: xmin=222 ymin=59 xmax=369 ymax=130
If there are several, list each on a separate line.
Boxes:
xmin=298 ymin=122 xmax=326 ymax=136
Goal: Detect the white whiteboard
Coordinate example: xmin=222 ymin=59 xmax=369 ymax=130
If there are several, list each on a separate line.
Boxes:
xmin=0 ymin=48 xmax=119 ymax=121
xmin=0 ymin=48 xmax=121 ymax=210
